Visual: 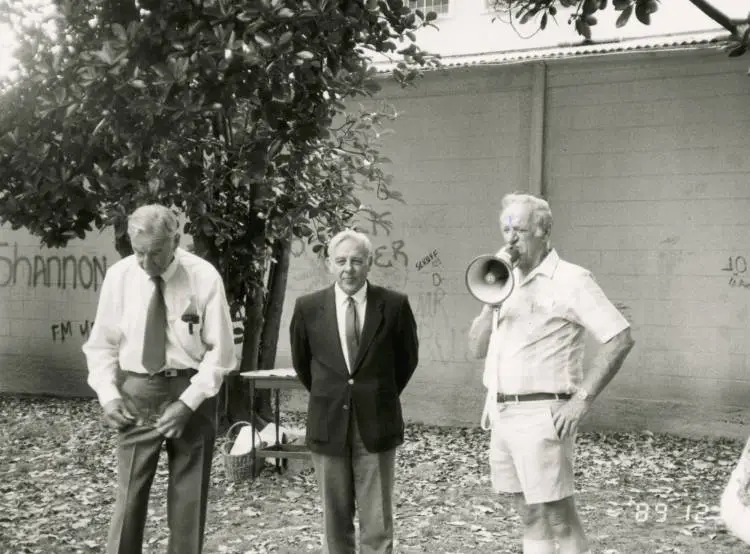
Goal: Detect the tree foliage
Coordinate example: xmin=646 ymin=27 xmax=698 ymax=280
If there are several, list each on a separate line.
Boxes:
xmin=0 ymin=0 xmax=436 ymax=286
xmin=0 ymin=0 xmax=438 ymax=420
xmin=0 ymin=1 xmax=436 ymax=323
xmin=489 ymin=0 xmax=750 ymax=61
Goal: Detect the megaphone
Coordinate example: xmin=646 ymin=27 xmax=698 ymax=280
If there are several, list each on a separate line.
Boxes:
xmin=465 ymin=248 xmax=519 ymax=305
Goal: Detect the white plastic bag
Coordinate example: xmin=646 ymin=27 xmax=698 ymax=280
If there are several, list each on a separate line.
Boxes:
xmin=720 ymin=435 xmax=750 ymax=545
xmin=229 ymin=425 xmax=264 ymax=456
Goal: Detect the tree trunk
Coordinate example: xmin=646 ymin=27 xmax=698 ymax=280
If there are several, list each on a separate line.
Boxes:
xmin=258 ymin=238 xmax=292 ymax=371
xmin=113 ymin=217 xmax=133 ymax=258
xmin=218 ymin=240 xmax=293 ymax=430
xmin=221 ymin=283 xmax=270 ymax=428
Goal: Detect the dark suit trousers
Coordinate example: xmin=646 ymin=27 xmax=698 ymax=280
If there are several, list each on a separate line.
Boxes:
xmin=310 ymin=410 xmax=397 ymax=554
xmin=107 ymin=372 xmax=216 ymax=554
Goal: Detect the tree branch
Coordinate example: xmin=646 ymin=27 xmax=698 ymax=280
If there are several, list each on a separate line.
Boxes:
xmin=686 ymin=0 xmax=750 ymax=44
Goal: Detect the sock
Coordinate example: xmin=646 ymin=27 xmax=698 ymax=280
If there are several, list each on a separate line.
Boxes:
xmin=557 ymin=534 xmax=589 ymax=554
xmin=522 ymin=538 xmax=558 ymax=554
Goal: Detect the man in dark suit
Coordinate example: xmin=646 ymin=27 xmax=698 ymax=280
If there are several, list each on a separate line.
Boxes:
xmin=290 ymin=228 xmax=419 ymax=554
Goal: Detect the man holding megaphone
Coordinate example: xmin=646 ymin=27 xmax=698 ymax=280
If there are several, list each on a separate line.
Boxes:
xmin=467 ymin=192 xmax=635 ymax=554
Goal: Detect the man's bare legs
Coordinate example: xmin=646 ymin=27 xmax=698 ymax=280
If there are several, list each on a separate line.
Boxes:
xmin=513 ymin=493 xmax=556 ymax=554
xmin=514 ymin=494 xmax=590 ymax=554
xmin=544 ymin=496 xmax=589 ymax=554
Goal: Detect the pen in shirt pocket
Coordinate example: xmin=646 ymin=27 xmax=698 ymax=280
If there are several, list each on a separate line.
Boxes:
xmin=181 ymin=298 xmax=201 ymax=335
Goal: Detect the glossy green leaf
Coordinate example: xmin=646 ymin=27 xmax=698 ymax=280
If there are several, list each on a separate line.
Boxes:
xmin=616 ymin=5 xmax=633 ymax=27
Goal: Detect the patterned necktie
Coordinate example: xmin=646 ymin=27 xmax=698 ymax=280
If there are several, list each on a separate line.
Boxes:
xmin=142 ymin=276 xmax=167 ymax=374
xmin=345 ymin=296 xmax=360 ymax=371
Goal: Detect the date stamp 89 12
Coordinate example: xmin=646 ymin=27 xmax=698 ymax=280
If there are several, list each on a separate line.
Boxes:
xmin=633 ymin=502 xmax=711 ymax=523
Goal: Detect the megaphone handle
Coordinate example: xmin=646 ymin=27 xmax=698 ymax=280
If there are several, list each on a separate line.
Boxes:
xmin=491 ymin=307 xmax=500 ymax=329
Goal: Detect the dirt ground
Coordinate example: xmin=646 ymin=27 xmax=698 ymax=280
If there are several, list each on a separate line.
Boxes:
xmin=2 ymin=396 xmax=749 ymax=554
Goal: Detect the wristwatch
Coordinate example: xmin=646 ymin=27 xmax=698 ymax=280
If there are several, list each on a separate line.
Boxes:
xmin=573 ymin=387 xmax=590 ymax=401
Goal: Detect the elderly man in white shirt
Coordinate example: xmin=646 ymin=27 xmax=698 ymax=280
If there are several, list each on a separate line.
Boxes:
xmin=468 ymin=192 xmax=634 ymax=554
xmin=83 ymin=204 xmax=237 ymax=554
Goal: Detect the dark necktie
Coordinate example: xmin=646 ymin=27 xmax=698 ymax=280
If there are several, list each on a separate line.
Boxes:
xmin=345 ymin=296 xmax=360 ymax=371
xmin=142 ymin=276 xmax=167 ymax=374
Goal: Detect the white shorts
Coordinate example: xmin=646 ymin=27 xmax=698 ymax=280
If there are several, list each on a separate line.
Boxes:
xmin=488 ymin=399 xmax=575 ymax=504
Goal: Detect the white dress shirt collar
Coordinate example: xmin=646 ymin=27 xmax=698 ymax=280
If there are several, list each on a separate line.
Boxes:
xmin=334 ymin=280 xmax=368 ymax=306
xmin=515 ymin=248 xmax=560 ymax=286
xmin=141 ymin=247 xmax=184 ymax=283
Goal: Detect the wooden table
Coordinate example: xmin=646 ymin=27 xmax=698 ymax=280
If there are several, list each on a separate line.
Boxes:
xmin=239 ymin=368 xmax=309 ymax=474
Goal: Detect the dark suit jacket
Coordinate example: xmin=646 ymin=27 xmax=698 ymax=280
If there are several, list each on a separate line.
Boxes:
xmin=289 ymin=282 xmax=419 ymax=456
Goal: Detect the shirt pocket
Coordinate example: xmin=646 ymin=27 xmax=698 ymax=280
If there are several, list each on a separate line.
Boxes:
xmin=169 ymin=294 xmax=204 ymax=358
xmin=528 ymin=295 xmax=558 ymax=315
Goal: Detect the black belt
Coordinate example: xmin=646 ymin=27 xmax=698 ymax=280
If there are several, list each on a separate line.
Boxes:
xmin=124 ymin=368 xmax=197 ymax=378
xmin=496 ymin=392 xmax=571 ymax=403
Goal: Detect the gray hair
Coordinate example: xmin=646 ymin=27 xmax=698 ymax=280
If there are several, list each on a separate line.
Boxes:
xmin=327 ymin=229 xmax=373 ymax=259
xmin=127 ymin=204 xmax=179 ymax=239
xmin=500 ymin=192 xmax=553 ymax=238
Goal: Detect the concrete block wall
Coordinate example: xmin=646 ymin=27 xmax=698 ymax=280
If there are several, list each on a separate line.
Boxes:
xmin=545 ymin=50 xmax=750 ymax=435
xmin=281 ymin=50 xmax=750 ymax=436
xmin=0 ymin=225 xmax=118 ymax=396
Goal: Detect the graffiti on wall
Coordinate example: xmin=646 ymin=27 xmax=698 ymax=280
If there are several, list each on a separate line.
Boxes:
xmin=415 ymin=248 xmax=444 ymax=288
xmin=0 ymin=242 xmax=108 ymax=291
xmin=51 ymin=319 xmax=95 ymax=342
xmin=290 ymin=180 xmax=410 ymax=267
xmin=721 ymin=255 xmax=750 ymax=289
xmin=347 ymin=197 xmax=410 ymax=291
xmin=411 ymin=249 xmax=473 ymax=363
xmin=287 ymin=183 xmax=474 ymax=364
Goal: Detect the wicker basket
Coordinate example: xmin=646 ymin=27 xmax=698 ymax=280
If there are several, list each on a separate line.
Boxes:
xmin=221 ymin=420 xmax=256 ymax=483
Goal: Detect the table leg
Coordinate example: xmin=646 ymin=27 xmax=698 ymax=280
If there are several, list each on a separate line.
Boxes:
xmin=274 ymin=388 xmax=281 ymax=472
xmin=249 ymin=379 xmax=256 ymax=479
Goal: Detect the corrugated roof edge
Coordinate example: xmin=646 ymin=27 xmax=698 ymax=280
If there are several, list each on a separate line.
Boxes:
xmin=371 ymin=30 xmax=734 ymax=74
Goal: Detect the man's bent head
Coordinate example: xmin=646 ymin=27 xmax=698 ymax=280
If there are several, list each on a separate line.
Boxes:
xmin=128 ymin=204 xmax=180 ymax=277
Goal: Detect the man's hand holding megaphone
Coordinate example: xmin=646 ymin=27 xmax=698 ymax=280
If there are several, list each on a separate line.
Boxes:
xmin=465 ymin=244 xmax=519 ymax=310
xmin=490 ymin=245 xmax=518 ymax=308
xmin=466 ymin=243 xmax=519 ymax=359
xmin=483 ymin=246 xmax=516 ymax=284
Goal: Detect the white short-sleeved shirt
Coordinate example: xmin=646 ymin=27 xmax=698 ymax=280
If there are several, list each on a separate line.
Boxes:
xmin=482 ymin=249 xmax=629 ymax=397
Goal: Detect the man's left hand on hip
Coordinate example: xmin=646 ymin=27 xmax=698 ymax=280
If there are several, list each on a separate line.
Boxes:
xmin=551 ymin=398 xmax=591 ymax=440
xmin=155 ymin=400 xmax=193 ymax=438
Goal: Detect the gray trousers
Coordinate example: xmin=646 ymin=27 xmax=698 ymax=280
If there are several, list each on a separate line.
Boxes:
xmin=310 ymin=413 xmax=397 ymax=554
xmin=107 ymin=372 xmax=217 ymax=554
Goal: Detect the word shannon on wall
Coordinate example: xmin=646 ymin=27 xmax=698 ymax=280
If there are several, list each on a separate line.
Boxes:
xmin=0 ymin=242 xmax=108 ymax=291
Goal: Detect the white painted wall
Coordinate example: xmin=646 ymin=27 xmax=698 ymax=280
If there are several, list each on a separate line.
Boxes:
xmin=280 ymin=48 xmax=750 ymax=437
xmin=0 ymin=225 xmax=117 ymax=396
xmin=545 ymin=50 xmax=750 ymax=412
